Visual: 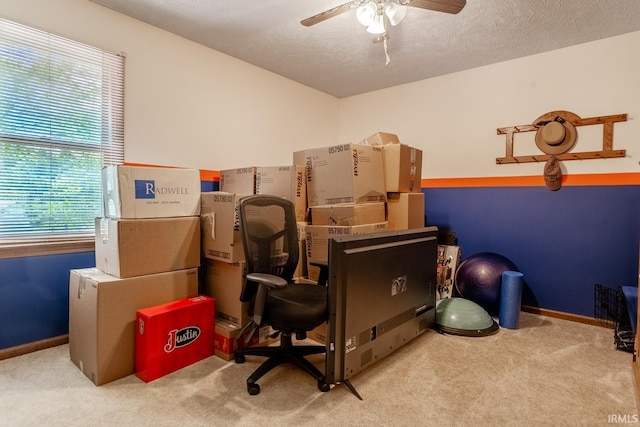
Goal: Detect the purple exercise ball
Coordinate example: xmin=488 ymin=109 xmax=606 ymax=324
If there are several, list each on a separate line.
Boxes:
xmin=454 ymin=252 xmax=519 ymax=315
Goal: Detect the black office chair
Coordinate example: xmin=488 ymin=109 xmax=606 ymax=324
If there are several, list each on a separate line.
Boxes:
xmin=234 ymin=194 xmax=330 ymax=396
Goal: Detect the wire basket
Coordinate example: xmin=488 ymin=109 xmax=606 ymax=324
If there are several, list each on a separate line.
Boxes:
xmin=594 ymin=283 xmax=634 ymax=353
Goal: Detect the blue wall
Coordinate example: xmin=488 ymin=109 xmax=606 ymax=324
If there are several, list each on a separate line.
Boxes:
xmin=424 ymin=185 xmax=640 ymax=317
xmin=1 ymin=181 xmax=637 ymax=349
xmin=0 ymin=179 xmax=220 ymax=350
xmin=0 ymin=252 xmax=95 ymax=348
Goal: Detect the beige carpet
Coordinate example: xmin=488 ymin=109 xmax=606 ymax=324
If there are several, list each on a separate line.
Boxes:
xmin=1 ymin=312 xmax=638 ymax=426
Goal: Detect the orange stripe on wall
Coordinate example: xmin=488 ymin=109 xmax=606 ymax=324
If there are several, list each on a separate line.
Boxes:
xmin=422 ymin=173 xmax=640 ymax=188
xmin=122 ymin=162 xmax=639 ymax=188
xmin=199 ymin=170 xmax=220 ymax=181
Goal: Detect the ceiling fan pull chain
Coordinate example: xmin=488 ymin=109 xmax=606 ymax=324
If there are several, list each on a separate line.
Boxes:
xmin=384 ymin=36 xmax=391 ymax=65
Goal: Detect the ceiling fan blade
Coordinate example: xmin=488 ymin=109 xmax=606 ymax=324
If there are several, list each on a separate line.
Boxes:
xmin=407 ymin=0 xmax=466 ymax=14
xmin=301 ymin=2 xmax=354 ymax=27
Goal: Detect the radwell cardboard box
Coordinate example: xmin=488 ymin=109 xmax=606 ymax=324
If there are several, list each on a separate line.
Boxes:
xmin=386 ymin=193 xmax=425 ymax=230
xmin=135 ymin=295 xmax=215 ymax=383
xmin=68 ymin=267 xmax=198 ymax=386
xmin=95 ymin=216 xmax=200 ymax=278
xmin=102 ymin=165 xmax=201 ymax=219
xmin=310 ymin=202 xmax=386 ymax=226
xmin=382 ymin=144 xmax=423 ymax=193
xmin=200 ymin=192 xmax=248 ymax=263
xmin=219 ymin=167 xmax=256 ymax=195
xmin=255 ymin=165 xmax=307 ymax=222
xmin=203 ymin=259 xmax=252 ymax=327
xmin=293 ymin=143 xmax=386 ymax=207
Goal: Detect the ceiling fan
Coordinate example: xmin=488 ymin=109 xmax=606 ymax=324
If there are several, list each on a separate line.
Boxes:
xmin=301 ymin=0 xmax=466 ymax=27
xmin=301 ymin=0 xmax=466 ymax=64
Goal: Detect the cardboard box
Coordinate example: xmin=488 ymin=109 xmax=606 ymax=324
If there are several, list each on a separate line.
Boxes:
xmin=200 ymin=192 xmax=248 ymax=263
xmin=436 ymin=245 xmax=462 ymax=301
xmin=219 ymin=167 xmax=256 ymax=194
xmin=383 ymin=144 xmax=423 ymax=193
xmin=294 ymin=238 xmax=307 ymax=280
xmin=95 ymin=216 xmax=200 ymax=278
xmin=102 ymin=165 xmax=201 ymax=219
xmin=214 ymin=320 xmax=278 ymax=361
xmin=135 ymin=295 xmax=215 ymax=383
xmin=386 ymin=193 xmax=425 ymax=230
xmin=203 ymin=259 xmax=252 ymax=327
xmin=310 ymin=202 xmax=386 ymax=226
xmin=307 ymin=322 xmax=327 ymax=344
xmin=68 ymin=268 xmax=198 ymax=386
xmin=363 ymin=132 xmax=400 ymax=146
xmin=255 ymin=165 xmax=307 ymax=221
xmin=305 ymin=222 xmax=389 ymax=267
xmin=297 ymin=222 xmax=308 ymax=241
xmin=293 ymin=143 xmax=386 ymax=207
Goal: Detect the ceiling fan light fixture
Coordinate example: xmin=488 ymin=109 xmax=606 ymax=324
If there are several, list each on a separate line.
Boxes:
xmin=366 ymin=13 xmax=386 ymax=34
xmin=356 ymin=1 xmax=377 ymax=27
xmin=384 ymin=1 xmax=407 ymax=26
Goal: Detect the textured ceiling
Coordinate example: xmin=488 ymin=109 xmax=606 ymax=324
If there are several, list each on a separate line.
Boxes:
xmin=90 ymin=0 xmax=640 ymax=98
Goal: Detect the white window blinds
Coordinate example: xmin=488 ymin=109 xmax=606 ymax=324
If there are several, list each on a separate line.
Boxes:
xmin=0 ymin=18 xmax=124 ymax=244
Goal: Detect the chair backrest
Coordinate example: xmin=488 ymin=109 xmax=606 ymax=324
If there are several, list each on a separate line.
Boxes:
xmin=238 ymin=195 xmax=300 ymax=300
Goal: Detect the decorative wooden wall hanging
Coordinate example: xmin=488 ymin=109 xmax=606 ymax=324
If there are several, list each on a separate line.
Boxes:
xmin=496 ymin=110 xmax=627 ymax=164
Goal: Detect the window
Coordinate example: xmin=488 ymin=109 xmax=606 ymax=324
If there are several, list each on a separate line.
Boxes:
xmin=0 ymin=18 xmax=124 ymax=251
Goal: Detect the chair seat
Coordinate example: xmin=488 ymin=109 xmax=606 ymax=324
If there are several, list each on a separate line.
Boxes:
xmin=264 ymin=284 xmax=327 ymax=331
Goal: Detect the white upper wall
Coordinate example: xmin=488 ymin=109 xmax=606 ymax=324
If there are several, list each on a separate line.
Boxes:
xmin=339 ymin=31 xmax=640 ymax=178
xmin=2 ymin=0 xmax=339 ymax=171
xmin=3 ymin=0 xmax=639 ymax=178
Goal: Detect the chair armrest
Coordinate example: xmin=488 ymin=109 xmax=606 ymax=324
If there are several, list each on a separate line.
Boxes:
xmin=246 ymin=273 xmax=288 ymax=326
xmin=246 ymin=273 xmax=288 ymax=289
xmin=309 ymin=261 xmax=329 ymax=287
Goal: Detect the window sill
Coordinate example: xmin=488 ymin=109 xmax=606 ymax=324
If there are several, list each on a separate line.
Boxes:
xmin=0 ymin=240 xmax=95 ymax=259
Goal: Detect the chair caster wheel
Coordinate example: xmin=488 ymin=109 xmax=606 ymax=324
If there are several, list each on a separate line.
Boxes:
xmin=318 ymin=381 xmax=330 ymax=392
xmin=234 ymin=354 xmax=245 ymax=364
xmin=247 ymin=382 xmax=260 ymax=396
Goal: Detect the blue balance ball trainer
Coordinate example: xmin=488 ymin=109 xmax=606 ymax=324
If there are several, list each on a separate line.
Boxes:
xmin=454 ymin=252 xmax=519 ymax=315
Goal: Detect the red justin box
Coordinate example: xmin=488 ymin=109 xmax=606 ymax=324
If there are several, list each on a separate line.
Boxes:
xmin=135 ymin=295 xmax=215 ymax=383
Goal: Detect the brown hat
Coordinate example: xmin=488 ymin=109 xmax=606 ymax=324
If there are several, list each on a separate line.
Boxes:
xmin=535 ymin=117 xmax=577 ymax=155
xmin=544 ymin=155 xmax=562 ymax=191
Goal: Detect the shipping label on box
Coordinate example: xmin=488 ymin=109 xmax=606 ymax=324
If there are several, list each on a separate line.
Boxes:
xmin=310 ymin=202 xmax=386 ymax=226
xmin=383 ymin=144 xmax=423 ymax=193
xmin=95 ymin=216 xmax=200 ymax=278
xmin=255 ymin=165 xmax=307 ymax=221
xmin=203 ymin=259 xmax=252 ymax=327
xmin=201 ymin=192 xmax=248 ymax=263
xmin=68 ymin=267 xmax=198 ymax=386
xmin=102 ymin=165 xmax=201 ymax=219
xmin=219 ymin=167 xmax=256 ymax=195
xmin=135 ymin=295 xmax=215 ymax=383
xmin=293 ymin=143 xmax=386 ymax=207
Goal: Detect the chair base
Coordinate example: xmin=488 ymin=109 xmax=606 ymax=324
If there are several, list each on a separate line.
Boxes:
xmin=234 ymin=331 xmax=330 ymax=395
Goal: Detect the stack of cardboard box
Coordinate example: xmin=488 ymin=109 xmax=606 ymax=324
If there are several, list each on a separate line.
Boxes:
xmin=363 ymin=132 xmax=425 ymax=231
xmin=68 ymin=165 xmax=210 ymax=385
xmin=293 ymin=142 xmax=390 ymax=284
xmin=291 ymin=142 xmax=393 ymax=343
xmin=202 ymin=165 xmax=306 ymax=360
